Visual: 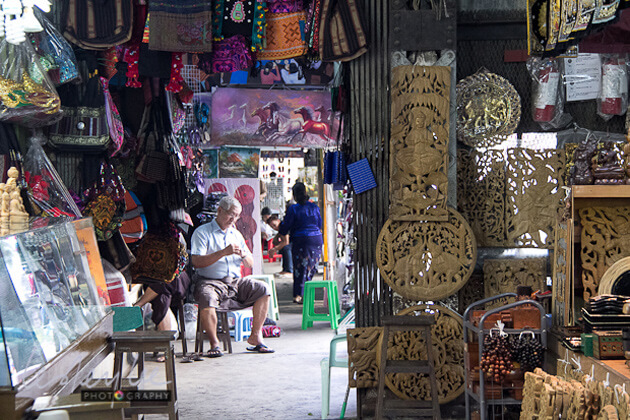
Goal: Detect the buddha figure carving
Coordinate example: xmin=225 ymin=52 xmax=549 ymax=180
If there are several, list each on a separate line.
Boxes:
xmin=4 ymin=167 xmax=29 ymax=234
xmin=571 ymin=140 xmax=597 ymax=185
xmin=592 ymin=142 xmax=624 ymax=184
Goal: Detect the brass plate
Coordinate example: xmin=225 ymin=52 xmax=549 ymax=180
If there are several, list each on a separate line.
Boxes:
xmin=456 ymin=69 xmax=521 ymax=148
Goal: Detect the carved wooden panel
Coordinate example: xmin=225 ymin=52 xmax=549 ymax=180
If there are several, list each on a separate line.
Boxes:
xmin=390 ymin=66 xmax=451 ymax=221
xmin=376 ymin=208 xmax=477 ymax=301
xmin=579 ymin=206 xmax=630 ymax=300
xmin=505 ymin=148 xmax=566 ymax=248
xmin=381 ymin=304 xmax=465 ymax=404
xmin=347 ymin=327 xmax=382 ymax=389
xmin=483 ymin=258 xmax=547 ymax=307
xmin=552 ymin=217 xmax=572 ymax=328
xmin=457 ymin=149 xmax=507 ymax=247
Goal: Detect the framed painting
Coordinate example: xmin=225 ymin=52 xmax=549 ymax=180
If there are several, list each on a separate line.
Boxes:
xmin=211 ymin=87 xmax=340 ymax=147
xmin=219 ymin=147 xmax=260 ymax=178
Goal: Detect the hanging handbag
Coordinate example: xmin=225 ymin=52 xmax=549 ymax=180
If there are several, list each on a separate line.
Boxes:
xmin=82 ymin=162 xmax=127 ymax=241
xmin=48 ymin=72 xmax=110 ymax=152
xmin=135 ymin=103 xmax=169 ymax=183
xmin=61 ymin=0 xmax=134 ymax=50
xmin=130 ymin=230 xmax=188 ymax=283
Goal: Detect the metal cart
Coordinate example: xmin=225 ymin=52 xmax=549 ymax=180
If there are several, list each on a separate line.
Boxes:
xmin=463 ymin=293 xmax=548 ymax=420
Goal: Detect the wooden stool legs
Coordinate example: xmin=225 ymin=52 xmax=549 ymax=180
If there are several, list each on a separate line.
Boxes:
xmin=194 ymin=306 xmax=232 ymax=354
xmin=375 ymin=315 xmax=441 ymax=419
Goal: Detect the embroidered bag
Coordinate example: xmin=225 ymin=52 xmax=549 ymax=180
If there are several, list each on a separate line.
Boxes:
xmin=257 ymin=12 xmax=309 ymax=60
xmin=131 ymin=230 xmax=187 ymax=283
xmin=148 ymin=0 xmax=213 ymax=52
xmin=61 ymin=0 xmax=134 ymax=50
xmin=267 ymin=0 xmax=304 ymax=13
xmin=82 ymin=162 xmax=127 ymax=241
xmin=212 ymin=0 xmax=266 ymax=51
xmin=198 ymin=35 xmax=253 ymax=74
xmin=120 ymin=190 xmax=147 ymax=244
xmin=48 ymin=72 xmax=110 ymax=152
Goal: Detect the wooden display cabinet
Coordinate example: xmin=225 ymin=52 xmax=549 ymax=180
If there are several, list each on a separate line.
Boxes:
xmin=566 ymin=185 xmax=630 ymax=326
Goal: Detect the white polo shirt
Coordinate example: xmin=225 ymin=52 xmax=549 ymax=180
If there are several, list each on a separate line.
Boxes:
xmin=191 ymin=219 xmax=250 ymax=279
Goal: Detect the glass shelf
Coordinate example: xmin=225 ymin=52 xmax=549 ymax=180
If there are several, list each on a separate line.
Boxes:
xmin=0 ymin=220 xmax=108 ymax=389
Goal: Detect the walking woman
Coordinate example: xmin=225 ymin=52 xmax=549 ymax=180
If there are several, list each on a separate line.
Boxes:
xmin=269 ymin=182 xmax=323 ymax=304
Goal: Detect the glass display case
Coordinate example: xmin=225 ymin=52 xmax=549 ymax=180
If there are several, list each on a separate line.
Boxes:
xmin=0 ymin=220 xmax=108 ymax=389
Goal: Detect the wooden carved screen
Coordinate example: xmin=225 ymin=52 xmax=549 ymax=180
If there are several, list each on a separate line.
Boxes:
xmin=458 ymin=148 xmax=565 ymax=249
xmin=579 ymin=206 xmax=630 ymax=300
xmin=390 ymin=66 xmax=451 ymax=221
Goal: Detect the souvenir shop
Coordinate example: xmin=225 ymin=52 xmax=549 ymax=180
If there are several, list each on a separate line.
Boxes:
xmin=0 ymin=0 xmax=362 ymax=418
xmin=3 ymin=0 xmax=630 ymax=419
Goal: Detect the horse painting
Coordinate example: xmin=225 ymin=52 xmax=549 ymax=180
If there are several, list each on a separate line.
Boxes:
xmin=294 ymin=107 xmax=331 ymax=142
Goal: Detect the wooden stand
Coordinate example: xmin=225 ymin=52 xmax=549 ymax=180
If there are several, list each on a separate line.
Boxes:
xmin=111 ymin=330 xmax=179 ymax=420
xmin=375 ymin=315 xmax=441 ymax=419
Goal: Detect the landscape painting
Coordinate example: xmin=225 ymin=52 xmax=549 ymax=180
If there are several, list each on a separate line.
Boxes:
xmin=210 ymin=87 xmax=341 ymax=147
xmin=218 ymin=147 xmax=260 ymax=178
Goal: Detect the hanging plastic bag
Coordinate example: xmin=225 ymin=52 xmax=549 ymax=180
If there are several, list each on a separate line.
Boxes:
xmin=597 ymin=54 xmax=628 ymax=120
xmin=22 ymin=134 xmax=82 ymax=219
xmin=0 ymin=39 xmax=61 ymax=127
xmin=527 ymin=56 xmax=572 ymax=130
xmin=29 ymin=8 xmax=79 ymax=86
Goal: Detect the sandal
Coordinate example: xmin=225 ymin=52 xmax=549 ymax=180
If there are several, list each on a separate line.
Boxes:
xmin=293 ymin=295 xmax=303 ymax=304
xmin=205 ymin=347 xmax=223 ymax=358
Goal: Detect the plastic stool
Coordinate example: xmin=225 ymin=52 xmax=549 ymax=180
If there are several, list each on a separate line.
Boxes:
xmin=321 ymin=334 xmax=348 ymax=419
xmin=302 ymin=280 xmax=341 ymax=330
xmin=246 ymin=274 xmax=280 ymax=321
xmin=228 ymin=309 xmax=254 ymax=341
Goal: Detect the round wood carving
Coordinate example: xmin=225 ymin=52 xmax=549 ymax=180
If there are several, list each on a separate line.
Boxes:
xmin=376 ymin=208 xmax=477 ymax=301
xmin=456 ymin=69 xmax=521 ymax=148
xmin=598 ymin=256 xmax=630 ymax=295
xmin=377 ymin=304 xmax=465 ymax=404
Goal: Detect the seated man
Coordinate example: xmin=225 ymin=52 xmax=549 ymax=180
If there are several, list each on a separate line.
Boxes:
xmin=191 ymin=196 xmax=275 ymax=357
xmin=267 ymin=214 xmax=293 ymax=277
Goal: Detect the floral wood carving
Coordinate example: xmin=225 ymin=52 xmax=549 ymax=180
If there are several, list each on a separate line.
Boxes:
xmin=390 ymin=65 xmax=451 ymax=221
xmin=483 ymin=258 xmax=547 ymax=308
xmin=347 ymin=327 xmax=382 ymax=388
xmin=579 ymin=206 xmax=630 ymax=301
xmin=376 ymin=208 xmax=477 ymax=301
xmin=380 ymin=304 xmax=465 ymax=404
xmin=457 ymin=149 xmax=506 ymax=247
xmin=505 ymin=148 xmax=566 ymax=248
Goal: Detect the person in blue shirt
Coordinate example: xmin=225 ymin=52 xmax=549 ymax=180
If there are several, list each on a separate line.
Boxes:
xmin=270 ymin=182 xmax=323 ymax=304
xmin=191 ymin=196 xmax=274 ymax=356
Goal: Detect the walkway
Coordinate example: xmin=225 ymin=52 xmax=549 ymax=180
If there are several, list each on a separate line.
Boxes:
xmin=145 ymin=261 xmax=357 ymax=419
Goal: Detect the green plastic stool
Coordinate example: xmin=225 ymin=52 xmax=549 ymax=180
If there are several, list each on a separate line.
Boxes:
xmin=302 ymin=280 xmax=341 ymax=330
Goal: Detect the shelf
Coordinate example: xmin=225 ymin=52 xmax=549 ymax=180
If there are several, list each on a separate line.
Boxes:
xmin=572 ymin=185 xmax=630 ymax=198
xmin=466 ymin=390 xmax=522 ymax=406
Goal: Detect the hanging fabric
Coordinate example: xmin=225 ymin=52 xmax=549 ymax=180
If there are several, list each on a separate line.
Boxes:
xmin=319 ymin=0 xmax=368 ymax=62
xmin=147 ymin=0 xmax=213 ymax=52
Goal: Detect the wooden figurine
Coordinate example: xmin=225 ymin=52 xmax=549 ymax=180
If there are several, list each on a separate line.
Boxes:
xmin=571 ymin=140 xmax=597 ymax=185
xmin=592 ymin=142 xmax=625 ymax=184
xmin=5 ymin=167 xmax=29 ymax=234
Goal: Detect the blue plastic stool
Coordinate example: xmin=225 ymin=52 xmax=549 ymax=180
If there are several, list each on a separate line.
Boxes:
xmin=321 ymin=334 xmax=349 ymax=419
xmin=302 ymin=280 xmax=341 ymax=330
xmin=228 ymin=309 xmax=254 ymax=342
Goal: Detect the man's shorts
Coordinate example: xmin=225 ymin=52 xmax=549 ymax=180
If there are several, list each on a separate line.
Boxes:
xmin=193 ymin=274 xmax=270 ymax=310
